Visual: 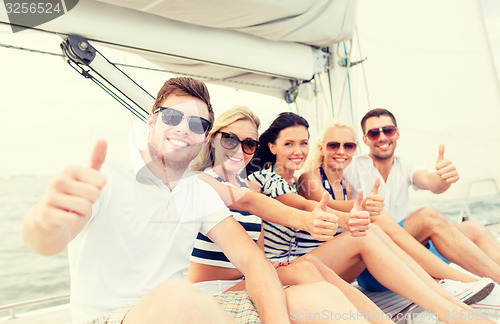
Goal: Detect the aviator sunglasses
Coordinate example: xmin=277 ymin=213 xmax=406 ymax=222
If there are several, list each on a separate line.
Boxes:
xmin=365 ymin=125 xmax=397 ymax=141
xmin=216 ymin=131 xmax=260 ymax=155
xmin=153 ymin=107 xmax=212 ymax=134
xmin=326 ymin=141 xmax=357 ymax=154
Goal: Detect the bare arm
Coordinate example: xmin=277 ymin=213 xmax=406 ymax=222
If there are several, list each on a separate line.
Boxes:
xmin=207 ymin=217 xmax=290 ymax=323
xmin=198 ymin=173 xmax=338 ymax=241
xmin=412 ymin=170 xmax=451 ymax=194
xmin=23 ymin=141 xmax=107 ymax=256
xmin=273 ymin=192 xmax=351 ymax=231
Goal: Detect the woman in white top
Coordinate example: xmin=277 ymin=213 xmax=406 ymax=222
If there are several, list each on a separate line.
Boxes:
xmin=188 ymin=106 xmax=394 ymax=324
xmin=246 ymin=112 xmax=491 ymax=324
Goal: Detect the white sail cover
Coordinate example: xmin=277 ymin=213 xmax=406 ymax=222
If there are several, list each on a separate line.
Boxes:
xmin=97 ymin=0 xmax=356 ymax=47
xmin=10 ymin=0 xmax=357 ymax=100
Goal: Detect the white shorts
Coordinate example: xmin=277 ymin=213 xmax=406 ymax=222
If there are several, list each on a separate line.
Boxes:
xmin=193 ymin=278 xmax=244 ymax=295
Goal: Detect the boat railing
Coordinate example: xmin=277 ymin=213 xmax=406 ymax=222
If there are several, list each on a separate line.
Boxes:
xmin=0 ymin=294 xmax=69 ymax=320
xmin=459 ymin=178 xmax=500 ymax=225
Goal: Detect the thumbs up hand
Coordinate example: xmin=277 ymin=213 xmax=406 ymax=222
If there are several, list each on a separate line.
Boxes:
xmin=349 ymin=190 xmax=371 ymax=237
xmin=34 ymin=140 xmax=107 ymax=233
xmin=361 ymin=178 xmax=384 ymax=217
xmin=436 ymin=144 xmax=459 ymax=184
xmin=305 ymin=192 xmax=339 ymax=241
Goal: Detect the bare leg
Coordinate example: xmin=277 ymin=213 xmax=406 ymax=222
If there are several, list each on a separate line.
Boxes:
xmin=404 ymin=207 xmax=500 ymax=283
xmin=368 ymin=224 xmax=473 ymax=306
xmin=277 ymin=257 xmax=393 ymax=324
xmin=372 ymin=211 xmax=476 ymax=283
xmin=456 ymin=221 xmax=500 ymax=265
xmin=124 ymin=278 xmax=234 ymax=324
xmin=306 ymin=225 xmax=492 ymax=324
xmin=286 ymin=282 xmax=370 ymax=324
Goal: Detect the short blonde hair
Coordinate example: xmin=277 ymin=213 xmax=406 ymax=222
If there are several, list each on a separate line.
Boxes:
xmin=189 ymin=106 xmax=260 ymax=171
xmin=302 ymin=120 xmax=357 ymax=172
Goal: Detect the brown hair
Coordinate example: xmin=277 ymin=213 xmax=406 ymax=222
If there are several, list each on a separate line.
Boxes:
xmin=360 ymin=108 xmax=397 ymax=133
xmin=152 ymin=77 xmax=214 ymax=125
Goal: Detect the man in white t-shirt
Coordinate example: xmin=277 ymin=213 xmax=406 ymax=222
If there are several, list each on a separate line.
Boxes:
xmin=22 ymin=78 xmax=303 ymax=324
xmin=344 ymin=108 xmax=500 ymax=284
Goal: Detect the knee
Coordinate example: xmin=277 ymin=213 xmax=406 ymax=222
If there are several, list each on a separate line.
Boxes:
xmin=290 ymin=257 xmax=324 ymax=282
xmin=355 ymin=224 xmax=384 ymax=248
xmin=413 ymin=207 xmax=450 ymax=231
xmin=456 ymin=221 xmax=487 ymax=241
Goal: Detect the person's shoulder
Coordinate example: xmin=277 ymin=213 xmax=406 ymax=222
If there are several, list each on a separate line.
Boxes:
xmin=298 ymin=168 xmax=320 ymax=182
xmin=248 ymin=168 xmax=272 ymax=181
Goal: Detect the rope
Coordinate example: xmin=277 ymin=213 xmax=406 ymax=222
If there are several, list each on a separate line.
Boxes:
xmin=65 ymin=59 xmax=148 ymax=122
xmin=336 ymin=40 xmax=353 ymax=119
xmin=317 ymin=74 xmax=333 ymax=120
xmin=344 ymin=42 xmax=355 ymax=125
xmin=0 ymin=42 xmax=64 ymax=57
xmin=355 ymin=26 xmax=372 ymax=111
xmin=326 ymin=61 xmax=336 ymax=119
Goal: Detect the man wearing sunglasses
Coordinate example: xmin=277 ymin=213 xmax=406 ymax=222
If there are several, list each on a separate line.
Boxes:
xmin=22 ymin=77 xmax=299 ymax=324
xmin=344 ymin=108 xmax=500 ymax=289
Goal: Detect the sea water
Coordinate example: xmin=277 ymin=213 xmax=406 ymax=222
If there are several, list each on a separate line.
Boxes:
xmin=0 ymin=176 xmax=69 ymax=307
xmin=1 ymin=175 xmax=500 ymax=309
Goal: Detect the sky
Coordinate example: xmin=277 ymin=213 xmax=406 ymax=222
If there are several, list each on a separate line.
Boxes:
xmin=0 ymin=0 xmax=500 ymax=182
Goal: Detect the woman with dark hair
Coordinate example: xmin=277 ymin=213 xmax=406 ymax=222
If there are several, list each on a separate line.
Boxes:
xmin=246 ymin=112 xmax=492 ymax=324
xmin=246 ymin=112 xmax=309 ymax=175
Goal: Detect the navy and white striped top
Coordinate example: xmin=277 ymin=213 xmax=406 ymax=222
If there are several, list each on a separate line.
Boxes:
xmin=248 ymin=168 xmax=324 ymax=262
xmin=190 ymin=168 xmax=262 ymax=268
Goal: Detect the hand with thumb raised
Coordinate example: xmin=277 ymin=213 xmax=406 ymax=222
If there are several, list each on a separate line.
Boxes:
xmin=361 ymin=178 xmax=384 ymax=217
xmin=34 ymin=140 xmax=108 ymax=232
xmin=306 ymin=192 xmax=338 ymax=241
xmin=349 ymin=190 xmax=370 ymax=237
xmin=435 ymin=144 xmax=459 ymax=184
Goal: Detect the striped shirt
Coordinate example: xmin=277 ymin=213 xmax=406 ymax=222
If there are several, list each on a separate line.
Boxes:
xmin=248 ymin=168 xmax=323 ymax=262
xmin=190 ymin=168 xmax=262 ymax=268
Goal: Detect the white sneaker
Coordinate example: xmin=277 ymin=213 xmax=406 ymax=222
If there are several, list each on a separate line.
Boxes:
xmin=472 ymin=282 xmax=500 ymax=311
xmin=439 ymin=278 xmax=495 ymax=305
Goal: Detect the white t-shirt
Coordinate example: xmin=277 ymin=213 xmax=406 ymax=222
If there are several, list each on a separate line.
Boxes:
xmin=67 ymin=128 xmax=230 ymax=323
xmin=190 ymin=167 xmax=261 ymax=269
xmin=343 ymin=155 xmax=422 ymax=223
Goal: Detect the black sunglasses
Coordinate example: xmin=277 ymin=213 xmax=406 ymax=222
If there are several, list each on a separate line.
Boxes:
xmin=216 ymin=131 xmax=260 ymax=155
xmin=365 ymin=125 xmax=397 ymax=141
xmin=326 ymin=141 xmax=357 ymax=153
xmin=153 ymin=107 xmax=212 ymax=134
